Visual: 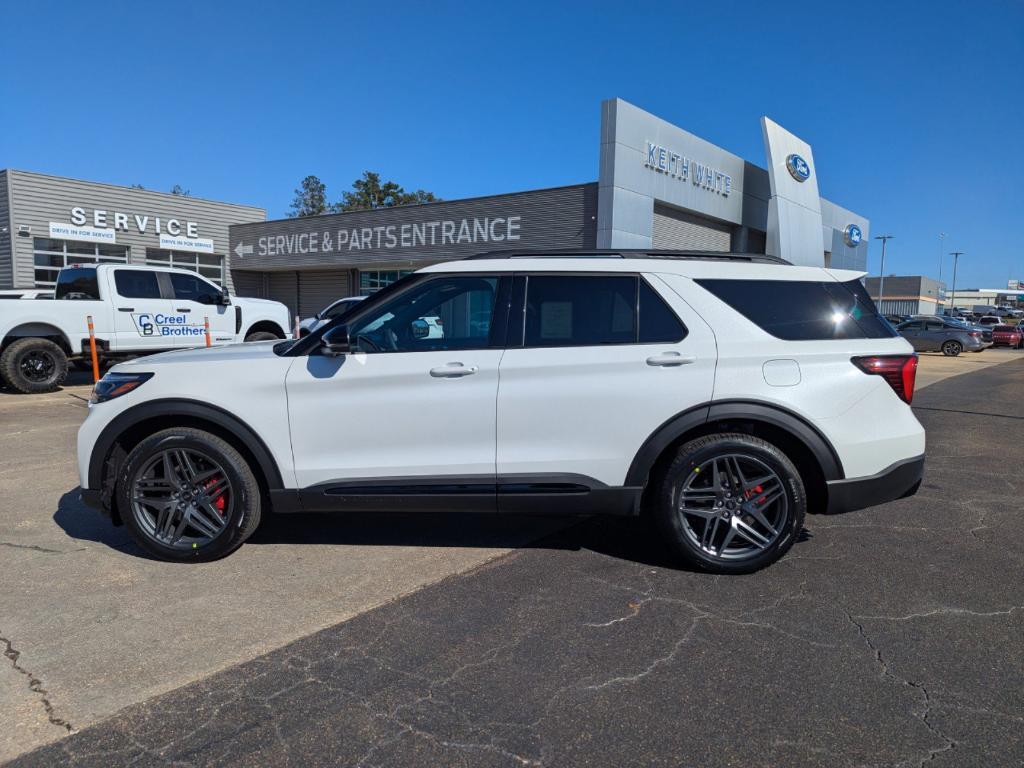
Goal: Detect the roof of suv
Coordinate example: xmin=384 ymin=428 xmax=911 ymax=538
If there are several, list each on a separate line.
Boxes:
xmin=422 ymin=249 xmax=866 ymax=282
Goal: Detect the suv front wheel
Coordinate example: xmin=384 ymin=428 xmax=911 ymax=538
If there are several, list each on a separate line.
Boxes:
xmin=654 ymin=433 xmax=805 ymax=574
xmin=117 ymin=428 xmax=262 ymax=561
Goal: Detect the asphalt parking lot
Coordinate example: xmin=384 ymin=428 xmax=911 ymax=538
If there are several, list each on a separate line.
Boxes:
xmin=3 ymin=349 xmax=1023 ymax=766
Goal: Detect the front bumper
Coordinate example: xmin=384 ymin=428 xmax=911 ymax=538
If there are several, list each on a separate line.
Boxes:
xmin=824 ymin=455 xmax=924 ymax=515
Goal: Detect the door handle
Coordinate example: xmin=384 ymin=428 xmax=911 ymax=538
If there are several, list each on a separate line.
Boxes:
xmin=118 ymin=307 xmax=135 ymax=312
xmin=176 ymin=307 xmax=191 ymax=313
xmin=646 ymin=352 xmax=696 ymax=367
xmin=429 ymin=363 xmax=479 ymax=378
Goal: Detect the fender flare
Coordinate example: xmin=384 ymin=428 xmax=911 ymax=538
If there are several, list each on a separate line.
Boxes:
xmin=88 ymin=398 xmax=285 ymax=491
xmin=624 ymin=399 xmax=844 ymax=487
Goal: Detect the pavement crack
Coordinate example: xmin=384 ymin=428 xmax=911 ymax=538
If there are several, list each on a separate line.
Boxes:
xmin=853 ymin=606 xmax=1023 ymax=622
xmin=843 ymin=612 xmax=957 ymax=766
xmin=1 ymin=632 xmax=74 ymax=733
xmin=0 ymin=541 xmax=66 ymax=554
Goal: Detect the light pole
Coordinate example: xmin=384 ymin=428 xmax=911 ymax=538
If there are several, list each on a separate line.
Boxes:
xmin=938 ymin=232 xmax=946 ymax=283
xmin=949 ymin=251 xmax=964 ymax=314
xmin=875 ymin=235 xmax=894 ymax=310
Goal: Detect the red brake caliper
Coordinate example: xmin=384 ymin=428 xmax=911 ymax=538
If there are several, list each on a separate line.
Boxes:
xmin=204 ymin=476 xmax=228 ymax=515
xmin=745 ymin=485 xmax=765 ymax=505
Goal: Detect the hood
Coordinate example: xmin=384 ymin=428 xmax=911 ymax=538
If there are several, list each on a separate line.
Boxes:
xmin=114 ymin=340 xmax=283 ymax=370
xmin=234 ymin=296 xmax=285 ymax=308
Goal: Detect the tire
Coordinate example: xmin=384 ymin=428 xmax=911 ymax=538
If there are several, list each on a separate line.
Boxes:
xmin=244 ymin=331 xmax=279 ymax=342
xmin=117 ymin=428 xmax=262 ymax=562
xmin=653 ymin=433 xmax=806 ymax=575
xmin=942 ymin=340 xmax=962 ymax=357
xmin=0 ymin=338 xmax=69 ymax=394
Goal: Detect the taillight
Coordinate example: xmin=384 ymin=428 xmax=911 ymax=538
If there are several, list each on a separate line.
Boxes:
xmin=969 ymin=331 xmax=982 ymax=338
xmin=852 ymin=355 xmax=918 ymax=404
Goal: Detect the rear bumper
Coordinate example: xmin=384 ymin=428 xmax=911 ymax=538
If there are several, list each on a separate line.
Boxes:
xmin=824 ymin=455 xmax=924 ymax=515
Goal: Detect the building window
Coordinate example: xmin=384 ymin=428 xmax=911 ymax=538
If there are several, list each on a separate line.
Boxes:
xmin=145 ymin=249 xmax=225 ymax=285
xmin=359 ymin=269 xmax=415 ymax=296
xmin=32 ymin=238 xmax=128 ymax=288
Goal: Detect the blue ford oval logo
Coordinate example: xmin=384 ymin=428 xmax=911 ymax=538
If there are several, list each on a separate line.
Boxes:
xmin=786 ymin=154 xmax=811 ymax=182
xmin=844 ymin=224 xmax=863 ymax=247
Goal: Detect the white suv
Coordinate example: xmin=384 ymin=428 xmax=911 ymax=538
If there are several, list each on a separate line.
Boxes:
xmin=77 ymin=250 xmax=925 ymax=573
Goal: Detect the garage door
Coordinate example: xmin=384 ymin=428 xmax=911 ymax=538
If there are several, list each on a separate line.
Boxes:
xmin=652 ymin=204 xmax=731 ymax=251
xmin=298 ymin=271 xmax=351 ymax=319
xmin=267 ymin=273 xmax=299 ymax=320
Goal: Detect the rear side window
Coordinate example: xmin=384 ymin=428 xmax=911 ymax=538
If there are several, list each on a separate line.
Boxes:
xmin=55 ymin=268 xmax=101 ymax=300
xmin=114 ymin=270 xmax=162 ymax=299
xmin=521 ymin=275 xmax=687 ymax=347
xmin=696 ymin=278 xmax=896 ymax=340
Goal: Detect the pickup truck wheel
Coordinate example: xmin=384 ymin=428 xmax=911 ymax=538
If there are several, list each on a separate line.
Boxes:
xmin=654 ymin=433 xmax=805 ymax=574
xmin=118 ymin=428 xmax=262 ymax=562
xmin=244 ymin=331 xmax=278 ymax=342
xmin=0 ymin=338 xmax=69 ymax=394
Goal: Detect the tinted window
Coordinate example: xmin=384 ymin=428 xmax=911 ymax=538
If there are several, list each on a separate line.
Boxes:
xmin=55 ymin=268 xmax=101 ymax=300
xmin=170 ymin=272 xmax=220 ymax=304
xmin=524 ymin=276 xmax=636 ymax=347
xmin=348 ymin=275 xmax=498 ymax=353
xmin=639 ymin=278 xmax=687 ymax=343
xmin=925 ymin=321 xmax=945 ymax=331
xmin=114 ymin=270 xmax=162 ymax=299
xmin=696 ymin=278 xmax=897 ymax=340
xmin=898 ymin=321 xmax=923 ymax=330
xmin=323 ymin=298 xmax=361 ymax=319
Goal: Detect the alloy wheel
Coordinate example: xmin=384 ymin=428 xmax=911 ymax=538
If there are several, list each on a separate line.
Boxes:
xmin=19 ymin=350 xmax=56 ymax=383
xmin=677 ymin=453 xmax=788 ymax=562
xmin=130 ymin=448 xmax=234 ymax=550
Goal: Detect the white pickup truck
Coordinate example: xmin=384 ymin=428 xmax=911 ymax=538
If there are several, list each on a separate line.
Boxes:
xmin=0 ymin=263 xmax=291 ymax=393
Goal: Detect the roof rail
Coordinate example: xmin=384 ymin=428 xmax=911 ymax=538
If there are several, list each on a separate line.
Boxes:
xmin=462 ymin=248 xmax=792 ymax=265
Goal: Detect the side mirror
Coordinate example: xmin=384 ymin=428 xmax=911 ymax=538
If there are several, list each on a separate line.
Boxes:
xmin=321 ymin=324 xmax=351 ymax=356
xmin=410 ymin=318 xmax=430 ymax=339
xmin=219 ymin=289 xmax=232 ymax=306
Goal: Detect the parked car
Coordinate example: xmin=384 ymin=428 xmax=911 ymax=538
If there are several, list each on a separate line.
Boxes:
xmin=977 ymin=315 xmax=1002 ymax=327
xmin=884 ymin=313 xmax=910 ymax=327
xmin=0 ymin=264 xmax=291 ymax=394
xmin=896 ymin=317 xmax=987 ymax=356
xmin=298 ymin=296 xmax=366 ymax=336
xmin=991 ymin=325 xmax=1024 ymax=348
xmin=78 ymin=249 xmax=925 ymax=574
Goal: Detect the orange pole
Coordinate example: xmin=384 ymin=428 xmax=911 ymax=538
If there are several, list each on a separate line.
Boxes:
xmin=204 ymin=316 xmax=212 ymax=347
xmin=86 ymin=315 xmax=100 ymax=383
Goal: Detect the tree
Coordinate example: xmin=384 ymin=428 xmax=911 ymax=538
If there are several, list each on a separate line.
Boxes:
xmin=130 ymin=183 xmax=145 ymax=190
xmin=169 ymin=184 xmax=191 ymax=196
xmin=334 ymin=171 xmax=439 ymax=212
xmin=289 ymin=175 xmax=329 ymax=217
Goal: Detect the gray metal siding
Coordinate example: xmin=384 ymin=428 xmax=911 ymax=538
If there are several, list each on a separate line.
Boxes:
xmin=230 ymin=184 xmax=598 ymax=271
xmin=0 ymin=171 xmax=12 ymax=288
xmin=298 ymin=271 xmax=351 ymax=317
xmin=3 ymin=170 xmax=265 ymax=289
xmin=652 ymin=204 xmax=731 ymax=251
xmin=231 ymin=270 xmax=266 ymax=299
xmin=267 ymin=272 xmax=299 ymax=320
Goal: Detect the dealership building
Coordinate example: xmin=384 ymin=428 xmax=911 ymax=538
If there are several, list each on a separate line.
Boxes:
xmin=0 ymin=169 xmax=264 ymax=292
xmin=2 ymin=99 xmax=871 ymax=318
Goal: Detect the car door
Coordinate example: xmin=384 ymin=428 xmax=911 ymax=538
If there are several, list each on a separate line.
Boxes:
xmin=106 ymin=268 xmax=177 ymax=351
xmin=898 ymin=320 xmax=925 ymax=350
xmin=495 ymin=272 xmax=717 ymax=498
xmin=285 ymin=273 xmax=508 ymax=500
xmin=924 ymin=320 xmax=949 ymax=350
xmin=165 ymin=271 xmax=234 ymax=346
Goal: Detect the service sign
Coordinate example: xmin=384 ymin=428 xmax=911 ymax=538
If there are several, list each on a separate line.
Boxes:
xmin=48 ymin=222 xmax=116 ymax=244
xmin=159 ymin=234 xmax=215 ymax=254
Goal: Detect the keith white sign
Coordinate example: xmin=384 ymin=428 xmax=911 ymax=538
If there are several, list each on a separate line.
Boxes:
xmin=159 ymin=234 xmax=215 ymax=254
xmin=48 ymin=221 xmax=117 ymax=244
xmin=644 ymin=141 xmax=732 ymax=197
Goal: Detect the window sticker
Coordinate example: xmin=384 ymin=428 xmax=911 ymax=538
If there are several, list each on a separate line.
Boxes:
xmin=540 ymin=301 xmax=572 ymax=339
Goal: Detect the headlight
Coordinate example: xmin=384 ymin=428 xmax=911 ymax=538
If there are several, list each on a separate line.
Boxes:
xmin=90 ymin=372 xmax=154 ymax=404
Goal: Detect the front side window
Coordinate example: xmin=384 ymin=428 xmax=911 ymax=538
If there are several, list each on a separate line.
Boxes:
xmin=170 ymin=272 xmax=221 ymax=304
xmin=348 ymin=275 xmax=498 ymax=353
xmin=696 ymin=278 xmax=897 ymax=341
xmin=114 ymin=270 xmax=162 ymax=299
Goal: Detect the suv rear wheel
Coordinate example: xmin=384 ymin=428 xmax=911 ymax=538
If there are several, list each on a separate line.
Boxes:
xmin=0 ymin=337 xmax=69 ymax=394
xmin=117 ymin=428 xmax=262 ymax=562
xmin=654 ymin=433 xmax=805 ymax=574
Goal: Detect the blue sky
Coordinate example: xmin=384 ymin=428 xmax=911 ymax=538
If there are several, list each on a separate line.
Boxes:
xmin=1 ymin=0 xmax=1021 ymax=288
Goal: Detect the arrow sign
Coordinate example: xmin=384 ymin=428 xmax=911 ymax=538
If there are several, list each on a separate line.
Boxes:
xmin=234 ymin=242 xmax=253 ymax=258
